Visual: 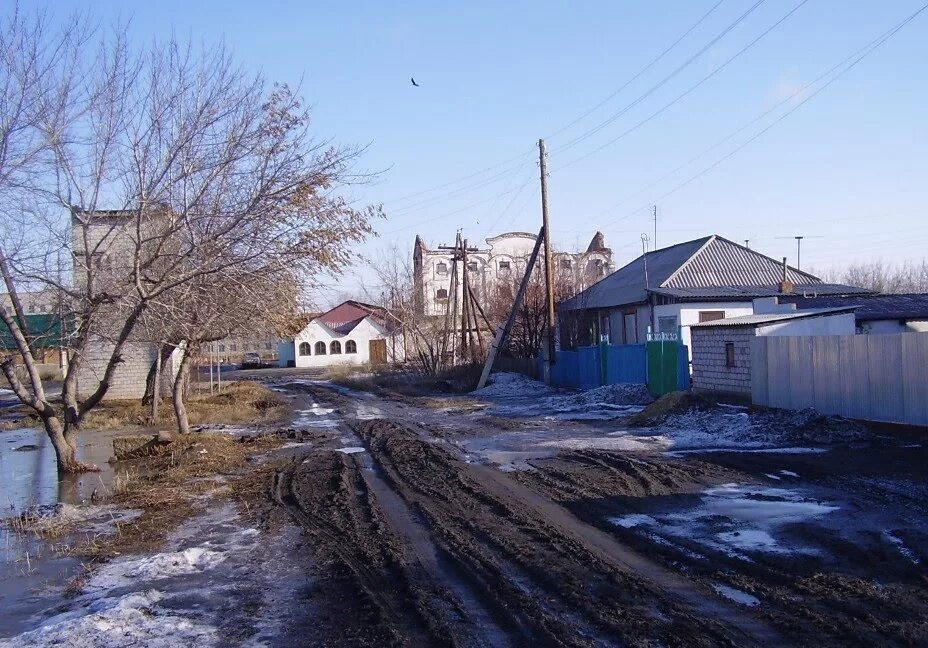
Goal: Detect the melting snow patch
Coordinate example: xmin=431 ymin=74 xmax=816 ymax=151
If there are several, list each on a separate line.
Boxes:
xmin=610 ymin=514 xmax=657 ymax=528
xmin=764 ymin=473 xmax=782 ymax=480
xmin=608 ymin=483 xmax=838 ymax=558
xmin=884 ymin=531 xmax=921 ymax=564
xmin=89 ymin=547 xmax=226 ymax=591
xmin=335 ymin=446 xmax=366 ymax=454
xmin=0 ymin=590 xmax=217 ymax=648
xmin=780 ymin=470 xmax=799 ymax=477
xmin=472 ymin=372 xmax=554 ymax=398
xmin=712 ymin=583 xmax=760 ymax=607
xmin=539 ymin=435 xmax=669 ymax=453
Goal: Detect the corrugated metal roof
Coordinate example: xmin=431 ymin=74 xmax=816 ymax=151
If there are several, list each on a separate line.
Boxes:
xmin=690 ymin=307 xmax=856 ymax=328
xmin=781 ymin=293 xmax=928 ymax=321
xmin=560 ymin=237 xmax=710 ymax=310
xmin=559 ymin=234 xmax=871 ymax=312
xmin=652 ymin=284 xmax=872 ymax=300
xmin=664 ymin=236 xmax=818 ymax=288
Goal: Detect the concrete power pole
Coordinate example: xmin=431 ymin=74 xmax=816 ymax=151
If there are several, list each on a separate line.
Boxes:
xmin=539 ymin=139 xmax=556 ymax=384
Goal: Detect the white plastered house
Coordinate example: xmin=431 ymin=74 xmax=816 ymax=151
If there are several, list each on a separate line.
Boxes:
xmin=292 ymin=301 xmax=405 ymax=368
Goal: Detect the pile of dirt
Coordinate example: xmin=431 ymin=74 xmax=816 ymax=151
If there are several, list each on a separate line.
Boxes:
xmin=626 ymin=391 xmax=716 ymax=427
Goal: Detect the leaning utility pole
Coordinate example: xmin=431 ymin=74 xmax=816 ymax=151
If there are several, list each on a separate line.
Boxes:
xmin=539 ymin=139 xmax=556 ymax=384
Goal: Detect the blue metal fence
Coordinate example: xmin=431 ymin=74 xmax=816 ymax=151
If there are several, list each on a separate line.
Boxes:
xmin=542 ymin=342 xmax=689 ymax=392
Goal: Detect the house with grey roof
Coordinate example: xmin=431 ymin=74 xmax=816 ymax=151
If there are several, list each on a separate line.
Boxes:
xmin=558 ymin=235 xmax=871 ymax=353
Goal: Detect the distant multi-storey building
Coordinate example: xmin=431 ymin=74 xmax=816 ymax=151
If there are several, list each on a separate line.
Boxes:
xmin=413 ymin=231 xmax=614 ymax=317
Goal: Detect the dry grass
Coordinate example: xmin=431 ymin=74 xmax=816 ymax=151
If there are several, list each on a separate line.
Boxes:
xmin=75 ymin=432 xmax=284 ymax=559
xmin=80 ymin=381 xmax=287 ymax=431
xmin=1 ymin=380 xmax=287 ymax=432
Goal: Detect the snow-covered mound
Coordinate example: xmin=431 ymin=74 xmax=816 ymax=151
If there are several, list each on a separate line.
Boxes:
xmin=563 ymin=383 xmax=654 ymax=407
xmin=472 ymin=372 xmax=553 ymax=399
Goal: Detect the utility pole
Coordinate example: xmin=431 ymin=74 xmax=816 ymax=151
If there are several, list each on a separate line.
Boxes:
xmin=539 ymin=139 xmax=556 ymax=384
xmin=652 ymin=205 xmax=658 ymax=251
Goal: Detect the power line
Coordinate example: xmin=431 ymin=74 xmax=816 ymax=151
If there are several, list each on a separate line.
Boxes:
xmin=554 ymin=0 xmax=810 ymax=172
xmin=599 ymin=2 xmax=928 ymax=231
xmin=548 ymin=0 xmax=768 ymax=157
xmin=593 ymin=8 xmax=911 ymax=219
xmin=378 ymin=177 xmax=537 ymax=236
xmin=546 ymin=0 xmax=727 ymax=140
xmin=377 ymin=1 xmax=735 ymax=213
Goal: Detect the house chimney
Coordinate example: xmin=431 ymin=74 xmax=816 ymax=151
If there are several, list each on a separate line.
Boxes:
xmin=778 ymin=257 xmax=794 ymax=294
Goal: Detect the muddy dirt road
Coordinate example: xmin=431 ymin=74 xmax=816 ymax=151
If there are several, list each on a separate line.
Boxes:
xmin=261 ymin=377 xmax=928 ymax=647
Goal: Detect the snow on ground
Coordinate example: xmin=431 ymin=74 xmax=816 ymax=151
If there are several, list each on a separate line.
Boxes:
xmin=335 ymin=446 xmax=366 ymax=454
xmin=538 ymin=434 xmax=669 ymax=453
xmin=87 ymin=547 xmax=227 ymax=592
xmin=610 ymin=483 xmax=839 ymax=559
xmin=474 ymin=374 xmax=651 ymax=421
xmin=560 ymin=383 xmax=654 ymax=407
xmin=0 ymin=590 xmax=218 ymax=648
xmin=712 ymin=583 xmax=761 ymax=607
xmin=472 ymin=372 xmax=555 ymax=399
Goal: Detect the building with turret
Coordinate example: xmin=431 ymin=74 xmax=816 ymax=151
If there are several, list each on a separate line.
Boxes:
xmin=413 ymin=231 xmax=614 ymax=317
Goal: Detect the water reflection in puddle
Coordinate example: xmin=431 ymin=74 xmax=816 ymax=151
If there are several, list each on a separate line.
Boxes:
xmin=610 ymin=483 xmax=839 ymax=558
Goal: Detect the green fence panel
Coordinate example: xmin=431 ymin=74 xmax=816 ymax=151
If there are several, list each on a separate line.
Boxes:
xmin=646 ymin=339 xmax=679 ymax=396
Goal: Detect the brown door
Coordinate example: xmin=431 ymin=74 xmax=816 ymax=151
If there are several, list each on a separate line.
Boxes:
xmin=369 ymin=339 xmax=387 ymax=364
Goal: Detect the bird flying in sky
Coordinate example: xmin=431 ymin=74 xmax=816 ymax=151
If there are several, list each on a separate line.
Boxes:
xmin=410 ymin=77 xmax=420 ymax=87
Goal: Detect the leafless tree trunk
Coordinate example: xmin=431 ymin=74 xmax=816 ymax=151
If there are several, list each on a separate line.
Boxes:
xmin=172 ymin=343 xmax=193 ymax=435
xmin=0 ymin=11 xmax=379 ymax=472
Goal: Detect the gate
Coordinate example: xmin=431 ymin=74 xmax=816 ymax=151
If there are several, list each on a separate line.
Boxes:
xmin=646 ymin=333 xmax=680 ymax=396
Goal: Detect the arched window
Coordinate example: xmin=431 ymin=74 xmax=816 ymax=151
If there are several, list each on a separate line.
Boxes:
xmin=436 ymin=288 xmax=448 ymax=300
xmin=345 ymin=340 xmax=357 ymax=354
xmin=330 ymin=340 xmax=342 ymax=354
xmin=298 ymin=342 xmax=311 ymax=356
xmin=314 ymin=341 xmax=326 ymax=355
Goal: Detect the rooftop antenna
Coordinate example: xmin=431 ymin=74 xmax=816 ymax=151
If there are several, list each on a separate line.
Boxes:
xmin=776 ymin=235 xmax=824 ymax=271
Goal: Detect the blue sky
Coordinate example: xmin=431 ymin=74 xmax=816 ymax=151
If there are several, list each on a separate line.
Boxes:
xmin=45 ymin=0 xmax=928 ymax=300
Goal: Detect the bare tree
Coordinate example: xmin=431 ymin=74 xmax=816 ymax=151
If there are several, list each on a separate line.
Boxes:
xmin=0 ymin=15 xmax=377 ymax=472
xmin=487 ymin=263 xmax=580 ymax=358
xmin=364 ymin=244 xmax=442 ymax=373
xmin=822 ymin=260 xmax=928 ymax=294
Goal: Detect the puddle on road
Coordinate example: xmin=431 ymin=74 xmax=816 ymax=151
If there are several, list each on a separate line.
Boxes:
xmin=609 ymin=483 xmax=839 ymax=559
xmin=0 ymin=427 xmax=132 ymax=638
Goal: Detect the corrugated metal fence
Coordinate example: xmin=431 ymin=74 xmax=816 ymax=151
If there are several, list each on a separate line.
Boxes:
xmin=543 ymin=343 xmax=690 ymax=393
xmin=751 ymin=333 xmax=928 ymax=426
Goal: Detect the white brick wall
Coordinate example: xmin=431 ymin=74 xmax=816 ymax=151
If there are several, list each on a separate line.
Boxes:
xmin=690 ymin=326 xmax=756 ymax=395
xmin=76 ymin=336 xmax=156 ymax=400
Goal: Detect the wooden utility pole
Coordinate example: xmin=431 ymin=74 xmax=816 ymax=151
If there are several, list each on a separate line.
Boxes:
xmin=476 ymin=226 xmax=545 ymax=390
xmin=539 ymin=139 xmax=556 ymax=384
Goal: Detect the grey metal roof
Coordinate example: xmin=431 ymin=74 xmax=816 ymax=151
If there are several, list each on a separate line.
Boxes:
xmin=781 ymin=293 xmax=928 ymax=321
xmin=559 ymin=235 xmax=863 ymax=311
xmin=560 ymin=237 xmax=710 ymax=310
xmin=652 ymin=283 xmax=872 ymax=300
xmin=663 ymin=236 xmax=818 ymax=288
xmin=690 ymin=307 xmax=856 ymax=328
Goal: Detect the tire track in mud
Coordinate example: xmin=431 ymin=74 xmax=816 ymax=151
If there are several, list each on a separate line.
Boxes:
xmin=273 ymin=449 xmax=517 ymax=647
xmin=354 ymin=418 xmax=783 ymax=647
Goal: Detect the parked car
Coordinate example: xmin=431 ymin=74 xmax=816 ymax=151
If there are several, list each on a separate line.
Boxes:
xmin=241 ymin=352 xmax=262 ymax=369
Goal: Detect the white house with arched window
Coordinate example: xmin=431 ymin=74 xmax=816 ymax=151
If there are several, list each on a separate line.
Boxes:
xmin=290 ymin=300 xmax=405 ymax=369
